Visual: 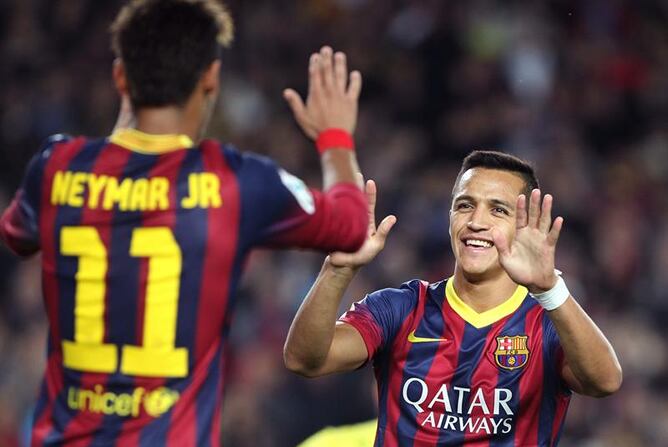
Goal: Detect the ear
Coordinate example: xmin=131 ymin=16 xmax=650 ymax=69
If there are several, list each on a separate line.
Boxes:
xmin=201 ymin=60 xmax=221 ymax=96
xmin=112 ymin=59 xmax=129 ymax=96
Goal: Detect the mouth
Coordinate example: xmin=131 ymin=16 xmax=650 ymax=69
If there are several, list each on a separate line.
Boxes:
xmin=461 ymin=238 xmax=494 ymax=250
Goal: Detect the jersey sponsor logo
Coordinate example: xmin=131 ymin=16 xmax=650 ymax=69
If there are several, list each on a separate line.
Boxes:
xmin=50 ymin=170 xmax=222 ymax=211
xmin=407 ymin=330 xmax=448 ymax=344
xmin=279 ymin=169 xmax=315 ymax=215
xmin=494 ymin=335 xmax=529 ymax=371
xmin=67 ymin=384 xmax=179 ymax=418
xmin=402 ymin=377 xmax=514 ymax=435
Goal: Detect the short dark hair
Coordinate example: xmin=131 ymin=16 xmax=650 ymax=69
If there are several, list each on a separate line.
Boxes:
xmin=110 ymin=0 xmax=234 ymax=108
xmin=453 ymin=150 xmax=539 ymax=197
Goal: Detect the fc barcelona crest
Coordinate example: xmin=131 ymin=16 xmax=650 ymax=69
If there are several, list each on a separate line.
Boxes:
xmin=494 ymin=335 xmax=529 ymax=371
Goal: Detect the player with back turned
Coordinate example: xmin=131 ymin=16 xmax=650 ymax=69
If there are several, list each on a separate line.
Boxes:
xmin=284 ymin=151 xmax=623 ymax=446
xmin=0 ymin=0 xmax=369 ymax=445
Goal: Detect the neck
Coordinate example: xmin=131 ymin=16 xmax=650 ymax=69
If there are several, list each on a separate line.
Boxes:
xmin=451 ymin=268 xmax=518 ymax=313
xmin=133 ymin=96 xmax=206 ymax=142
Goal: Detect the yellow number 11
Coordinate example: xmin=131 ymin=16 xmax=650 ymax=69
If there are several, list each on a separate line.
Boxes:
xmin=60 ymin=226 xmax=188 ymax=378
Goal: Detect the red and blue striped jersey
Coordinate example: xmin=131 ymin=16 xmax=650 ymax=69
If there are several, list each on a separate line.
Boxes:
xmin=340 ymin=278 xmax=571 ymax=447
xmin=0 ymin=129 xmax=367 ymax=447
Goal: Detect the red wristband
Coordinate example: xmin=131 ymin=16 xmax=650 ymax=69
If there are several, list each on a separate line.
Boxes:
xmin=316 ymin=129 xmax=355 ymax=154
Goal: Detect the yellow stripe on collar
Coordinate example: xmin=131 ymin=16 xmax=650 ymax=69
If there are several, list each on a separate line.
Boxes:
xmin=110 ymin=128 xmax=194 ymax=154
xmin=445 ymin=278 xmax=527 ymax=329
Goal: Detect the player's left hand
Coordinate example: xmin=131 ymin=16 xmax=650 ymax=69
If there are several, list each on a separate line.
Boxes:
xmin=491 ymin=189 xmax=564 ymax=294
xmin=327 ymin=177 xmax=396 ymax=270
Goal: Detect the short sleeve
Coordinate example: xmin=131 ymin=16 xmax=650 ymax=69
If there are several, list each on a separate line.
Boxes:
xmin=339 ymin=280 xmax=421 ymax=362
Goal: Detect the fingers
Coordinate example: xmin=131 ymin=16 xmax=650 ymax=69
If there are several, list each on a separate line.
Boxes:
xmin=376 ymin=215 xmax=397 ymax=239
xmin=547 ymin=216 xmax=564 ymax=246
xmin=491 ymin=227 xmax=510 ymax=257
xmin=365 ymin=179 xmax=377 ymax=229
xmin=283 ymin=88 xmax=305 ymax=118
xmin=539 ymin=194 xmax=553 ymax=233
xmin=528 ymin=189 xmax=541 ymax=228
xmin=308 ymin=53 xmax=322 ymax=99
xmin=319 ymin=46 xmax=335 ymax=91
xmin=516 ymin=194 xmax=527 ymax=229
xmin=347 ymin=70 xmax=362 ymax=100
xmin=334 ymin=51 xmax=347 ymax=92
xmin=354 ymin=172 xmax=364 ymax=189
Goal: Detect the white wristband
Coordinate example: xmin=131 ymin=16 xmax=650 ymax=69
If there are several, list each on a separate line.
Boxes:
xmin=529 ymin=275 xmax=570 ymax=311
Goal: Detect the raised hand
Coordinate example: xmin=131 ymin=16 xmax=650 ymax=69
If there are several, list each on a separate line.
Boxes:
xmin=491 ymin=189 xmax=564 ymax=294
xmin=328 ymin=178 xmax=396 ymax=269
xmin=283 ymin=46 xmax=362 ymax=140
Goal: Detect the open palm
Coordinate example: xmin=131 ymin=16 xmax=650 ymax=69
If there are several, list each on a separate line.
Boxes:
xmin=329 ymin=179 xmax=396 ymax=269
xmin=491 ymin=189 xmax=563 ymax=294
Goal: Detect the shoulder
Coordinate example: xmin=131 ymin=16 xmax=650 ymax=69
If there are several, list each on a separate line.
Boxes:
xmin=202 ymin=140 xmax=278 ymax=174
xmin=365 ymin=279 xmax=425 ymax=310
xmin=37 ymin=133 xmax=76 ymax=158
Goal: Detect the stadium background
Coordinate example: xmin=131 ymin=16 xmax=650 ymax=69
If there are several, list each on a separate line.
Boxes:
xmin=0 ymin=0 xmax=666 ymax=445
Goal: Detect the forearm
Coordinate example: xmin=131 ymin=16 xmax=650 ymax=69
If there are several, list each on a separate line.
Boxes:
xmin=284 ymin=260 xmax=356 ymax=376
xmin=320 ymin=149 xmax=361 ymax=190
xmin=548 ymin=296 xmax=622 ymax=397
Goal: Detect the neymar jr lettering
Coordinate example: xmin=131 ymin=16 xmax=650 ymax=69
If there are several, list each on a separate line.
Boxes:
xmin=50 ymin=170 xmax=222 ymax=211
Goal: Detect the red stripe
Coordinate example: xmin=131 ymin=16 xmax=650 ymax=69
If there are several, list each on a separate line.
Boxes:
xmin=116 ymin=149 xmax=186 ymax=445
xmin=514 ymin=306 xmax=544 ymax=446
xmin=32 ymin=137 xmax=87 ymax=445
xmin=461 ymin=324 xmax=502 ymax=446
xmin=61 ymin=144 xmax=133 ymax=445
xmin=380 ymin=281 xmax=428 ymax=447
xmin=416 ymin=285 xmax=467 ymax=447
xmin=39 ymin=137 xmax=87 ymax=351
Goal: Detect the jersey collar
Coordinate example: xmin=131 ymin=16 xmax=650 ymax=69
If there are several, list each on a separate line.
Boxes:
xmin=445 ymin=277 xmax=527 ymax=329
xmin=110 ymin=128 xmax=194 ymax=154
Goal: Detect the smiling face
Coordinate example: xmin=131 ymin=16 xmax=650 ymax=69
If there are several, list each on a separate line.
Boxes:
xmin=449 ymin=168 xmax=526 ymax=281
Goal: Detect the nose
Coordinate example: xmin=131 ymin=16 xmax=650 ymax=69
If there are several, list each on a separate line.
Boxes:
xmin=467 ymin=207 xmax=490 ymax=231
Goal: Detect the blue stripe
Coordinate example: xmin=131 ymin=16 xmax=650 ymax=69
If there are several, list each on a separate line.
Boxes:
xmin=489 ymin=297 xmax=534 ymax=447
xmin=537 ymin=312 xmax=560 ymax=445
xmin=374 ymin=353 xmax=391 ymax=447
xmin=436 ymin=323 xmax=492 ymax=445
xmin=173 ymin=150 xmax=207 ymax=372
xmin=47 ymin=138 xmax=107 ymax=444
xmin=195 ymin=341 xmax=225 ymax=446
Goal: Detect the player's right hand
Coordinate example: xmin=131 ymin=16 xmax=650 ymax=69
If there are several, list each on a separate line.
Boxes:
xmin=328 ymin=178 xmax=396 ymax=270
xmin=283 ymin=46 xmax=362 ymax=140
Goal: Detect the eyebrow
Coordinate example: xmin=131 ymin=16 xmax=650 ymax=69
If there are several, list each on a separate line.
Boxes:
xmin=454 ymin=195 xmax=514 ymax=209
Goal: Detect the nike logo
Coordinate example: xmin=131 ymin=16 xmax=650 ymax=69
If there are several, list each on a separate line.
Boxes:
xmin=407 ymin=330 xmax=448 ymax=343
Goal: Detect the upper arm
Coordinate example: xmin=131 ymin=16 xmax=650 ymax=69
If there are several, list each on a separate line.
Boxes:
xmin=327 ymin=281 xmax=420 ymax=373
xmin=315 ymin=321 xmax=370 ymax=375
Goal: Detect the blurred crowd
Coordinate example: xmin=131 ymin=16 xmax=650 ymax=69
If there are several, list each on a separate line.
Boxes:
xmin=1 ymin=0 xmax=667 ymax=446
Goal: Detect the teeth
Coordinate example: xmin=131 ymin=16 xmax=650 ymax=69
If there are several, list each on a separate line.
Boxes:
xmin=466 ymin=239 xmax=492 ymax=248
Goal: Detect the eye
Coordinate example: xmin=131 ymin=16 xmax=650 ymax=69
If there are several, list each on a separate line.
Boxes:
xmin=456 ymin=202 xmax=473 ymax=210
xmin=492 ymin=207 xmax=509 ymax=215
